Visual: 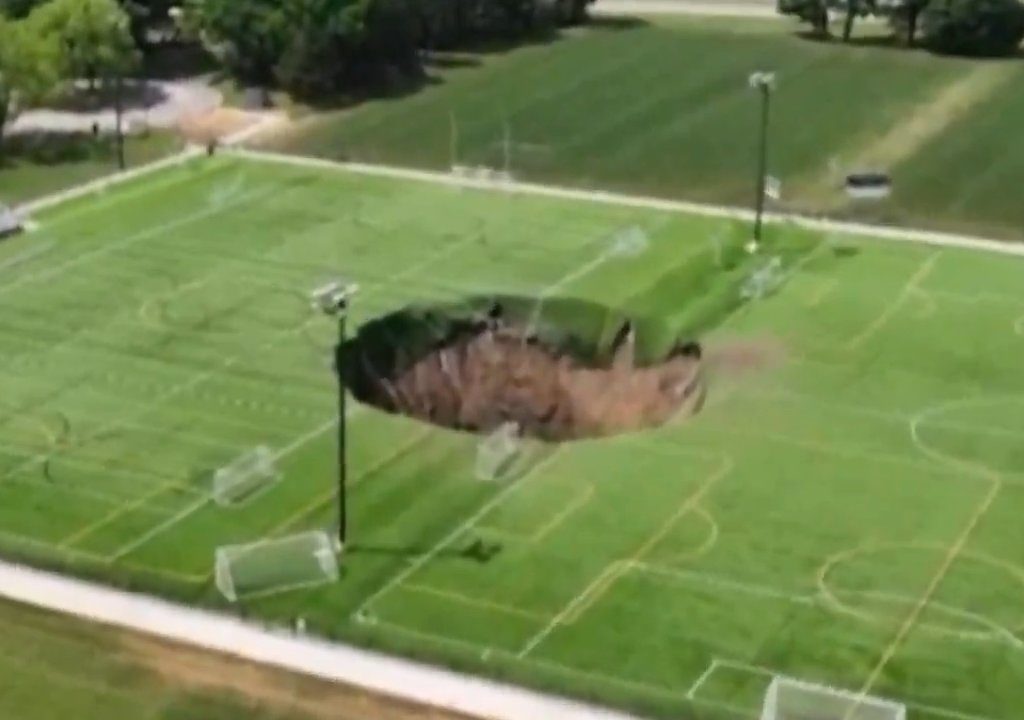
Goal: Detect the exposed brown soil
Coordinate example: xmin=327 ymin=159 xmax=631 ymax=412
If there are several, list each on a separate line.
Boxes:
xmin=345 ymin=308 xmax=705 ymax=441
xmin=121 ymin=632 xmax=480 ymax=720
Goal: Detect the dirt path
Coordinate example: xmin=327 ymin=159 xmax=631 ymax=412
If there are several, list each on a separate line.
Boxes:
xmin=121 ymin=633 xmax=477 ymax=720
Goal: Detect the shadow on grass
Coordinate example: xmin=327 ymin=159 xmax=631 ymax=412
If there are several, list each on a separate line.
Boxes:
xmin=348 ymin=539 xmax=504 ymax=564
xmin=794 ymin=27 xmax=1024 ymax=59
xmin=1 ymin=131 xmax=116 ymax=167
xmin=266 ymin=14 xmax=651 ymax=112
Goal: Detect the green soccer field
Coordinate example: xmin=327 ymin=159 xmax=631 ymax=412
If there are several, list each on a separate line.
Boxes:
xmin=1 ymin=154 xmax=1023 ymax=720
xmin=271 ymin=15 xmax=1024 ymax=240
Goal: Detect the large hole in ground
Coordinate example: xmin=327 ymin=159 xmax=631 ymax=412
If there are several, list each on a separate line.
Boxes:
xmin=341 ymin=295 xmax=705 ymax=441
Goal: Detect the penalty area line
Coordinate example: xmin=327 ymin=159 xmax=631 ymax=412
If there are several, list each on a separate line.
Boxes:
xmin=354 ymin=449 xmax=564 ymax=621
xmin=108 ymin=412 xmax=343 ymax=561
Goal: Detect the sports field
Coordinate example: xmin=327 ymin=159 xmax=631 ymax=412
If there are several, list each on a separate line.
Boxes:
xmin=272 ymin=15 xmax=1024 ymax=240
xmin=1 ymin=154 xmax=1023 ymax=720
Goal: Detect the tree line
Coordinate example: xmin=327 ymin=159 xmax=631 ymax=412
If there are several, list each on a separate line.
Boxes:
xmin=0 ymin=0 xmax=592 ymax=155
xmin=779 ymin=0 xmax=1024 ymax=55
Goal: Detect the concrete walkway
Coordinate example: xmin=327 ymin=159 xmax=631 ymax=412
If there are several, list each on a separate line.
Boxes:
xmin=593 ymin=0 xmax=778 ymax=17
xmin=0 ymin=560 xmax=643 ymax=720
xmin=10 ymin=79 xmax=222 ymax=135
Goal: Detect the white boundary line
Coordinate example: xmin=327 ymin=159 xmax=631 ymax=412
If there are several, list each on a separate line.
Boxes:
xmin=0 ymin=560 xmax=644 ymax=720
xmin=229 ymin=148 xmax=1024 ymax=260
xmin=15 ymin=114 xmax=283 ymax=216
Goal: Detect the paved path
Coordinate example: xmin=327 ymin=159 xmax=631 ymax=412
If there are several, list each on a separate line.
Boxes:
xmin=0 ymin=560 xmax=643 ymax=720
xmin=593 ymin=0 xmax=778 ymax=17
xmin=10 ymin=79 xmax=222 ymax=135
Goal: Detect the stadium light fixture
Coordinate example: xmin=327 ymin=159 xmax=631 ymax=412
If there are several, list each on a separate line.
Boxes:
xmin=748 ymin=71 xmax=776 ymax=253
xmin=311 ymin=279 xmax=359 ymax=547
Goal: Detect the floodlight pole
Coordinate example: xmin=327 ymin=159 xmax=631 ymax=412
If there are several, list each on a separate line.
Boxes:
xmin=312 ymin=280 xmax=359 ymax=548
xmin=114 ymin=72 xmax=126 ymax=171
xmin=749 ymin=71 xmax=775 ymax=248
xmin=334 ymin=310 xmax=348 ymax=546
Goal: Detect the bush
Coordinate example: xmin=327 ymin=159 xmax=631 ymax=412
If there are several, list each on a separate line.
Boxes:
xmin=922 ymin=0 xmax=1024 ymax=56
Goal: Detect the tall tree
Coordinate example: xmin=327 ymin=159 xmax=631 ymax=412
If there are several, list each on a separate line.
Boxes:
xmin=0 ymin=16 xmax=59 ymax=159
xmin=922 ymin=0 xmax=1024 ymax=54
xmin=186 ymin=0 xmax=287 ymax=86
xmin=778 ymin=0 xmax=830 ymax=37
xmin=882 ymin=0 xmax=931 ymax=45
xmin=28 ymin=0 xmax=139 ymax=87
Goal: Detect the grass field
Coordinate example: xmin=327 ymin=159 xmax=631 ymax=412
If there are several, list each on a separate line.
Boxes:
xmin=0 ymin=132 xmax=182 ymax=206
xmin=270 ymin=15 xmax=1024 ymax=240
xmin=1 ymin=154 xmax=1024 ymax=719
xmin=0 ymin=597 xmax=469 ymax=720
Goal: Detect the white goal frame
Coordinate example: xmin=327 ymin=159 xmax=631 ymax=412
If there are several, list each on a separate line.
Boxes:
xmin=212 ymin=445 xmax=281 ymax=507
xmin=761 ymin=676 xmax=906 ymax=720
xmin=214 ymin=530 xmax=339 ymax=602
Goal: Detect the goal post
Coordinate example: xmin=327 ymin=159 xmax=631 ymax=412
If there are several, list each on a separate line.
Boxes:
xmin=761 ymin=676 xmax=906 ymax=720
xmin=212 ymin=445 xmax=281 ymax=506
xmin=214 ymin=530 xmax=340 ymax=602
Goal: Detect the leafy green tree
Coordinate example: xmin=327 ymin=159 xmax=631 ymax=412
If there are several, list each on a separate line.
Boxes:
xmin=273 ymin=0 xmax=366 ymax=97
xmin=28 ymin=0 xmax=139 ymax=86
xmin=0 ymin=16 xmax=59 ymax=158
xmin=881 ymin=0 xmax=931 ymax=45
xmin=1 ymin=0 xmax=46 ymax=18
xmin=921 ymin=0 xmax=1024 ymax=55
xmin=186 ymin=0 xmax=286 ymax=85
xmin=778 ymin=0 xmax=830 ymax=37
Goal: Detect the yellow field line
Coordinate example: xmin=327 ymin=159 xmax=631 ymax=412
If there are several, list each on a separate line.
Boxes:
xmin=400 ymin=583 xmax=549 ymax=621
xmin=847 ymin=252 xmax=941 ymax=350
xmin=563 ymin=455 xmax=732 ymax=624
xmin=517 ymin=453 xmax=733 ymax=657
xmin=851 ymin=477 xmax=1002 ymax=714
xmin=57 ymin=481 xmax=182 ymax=550
xmin=266 ymin=428 xmax=432 ymax=538
xmin=478 ymin=482 xmax=595 ymax=545
xmin=530 ymin=483 xmax=595 ymax=544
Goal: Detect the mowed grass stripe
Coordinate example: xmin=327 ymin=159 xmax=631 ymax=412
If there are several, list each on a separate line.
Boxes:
xmin=0 ymin=157 xmax=1022 ymax=720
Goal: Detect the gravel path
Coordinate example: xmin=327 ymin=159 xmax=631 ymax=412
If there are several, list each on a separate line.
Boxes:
xmin=10 ymin=79 xmax=222 ymax=135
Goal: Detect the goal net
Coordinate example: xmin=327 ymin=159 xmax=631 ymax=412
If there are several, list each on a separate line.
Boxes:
xmin=761 ymin=676 xmax=906 ymax=720
xmin=212 ymin=446 xmax=280 ymax=506
xmin=214 ymin=530 xmax=339 ymax=602
xmin=741 ymin=256 xmax=785 ymax=301
xmin=475 ymin=422 xmax=523 ymax=482
xmin=0 ymin=204 xmax=22 ymax=238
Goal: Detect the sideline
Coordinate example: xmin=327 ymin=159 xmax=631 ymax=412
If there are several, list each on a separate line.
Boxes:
xmin=227 ymin=148 xmax=1024 ymax=260
xmin=0 ymin=560 xmax=643 ymax=720
xmin=18 ymin=113 xmax=285 ymax=216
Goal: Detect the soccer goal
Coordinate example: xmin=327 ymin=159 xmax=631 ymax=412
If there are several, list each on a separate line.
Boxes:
xmin=214 ymin=530 xmax=340 ymax=602
xmin=475 ymin=422 xmax=523 ymax=482
xmin=0 ymin=204 xmax=23 ymax=239
xmin=212 ymin=446 xmax=280 ymax=506
xmin=761 ymin=676 xmax=906 ymax=720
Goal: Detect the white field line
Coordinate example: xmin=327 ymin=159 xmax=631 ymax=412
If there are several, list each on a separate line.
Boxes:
xmin=354 ymin=450 xmax=564 ymax=621
xmin=685 ymin=658 xmax=720 ymax=700
xmin=106 ymin=222 xmax=486 ymax=558
xmin=0 ymin=561 xmax=643 ymax=720
xmin=0 ymin=241 xmax=55 ymax=274
xmin=0 ymin=185 xmax=274 ymax=297
xmin=230 ymin=148 xmax=1024 ymax=260
xmin=108 ymin=411 xmax=346 ymax=561
xmin=16 ymin=112 xmax=283 ymax=217
xmin=711 ymin=657 xmax=1004 ymax=720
